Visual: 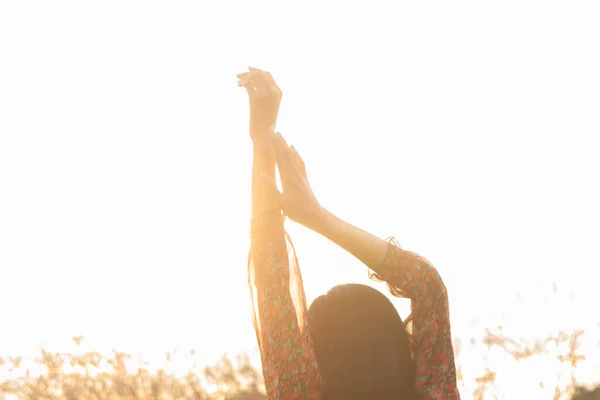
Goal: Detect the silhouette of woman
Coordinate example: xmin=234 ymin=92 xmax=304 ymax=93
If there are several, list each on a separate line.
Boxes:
xmin=238 ymin=67 xmax=460 ymax=400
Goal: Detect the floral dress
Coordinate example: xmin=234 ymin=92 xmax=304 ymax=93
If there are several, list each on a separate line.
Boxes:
xmin=249 ymin=211 xmax=460 ymax=399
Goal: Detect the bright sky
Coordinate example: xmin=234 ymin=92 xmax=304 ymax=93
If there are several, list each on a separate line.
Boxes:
xmin=1 ymin=1 xmax=599 ymax=397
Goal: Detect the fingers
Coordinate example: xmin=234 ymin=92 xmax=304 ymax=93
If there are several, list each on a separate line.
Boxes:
xmin=237 ymin=71 xmax=255 ymax=91
xmin=290 ymin=146 xmax=307 ymax=177
xmin=237 ymin=69 xmax=263 ymax=86
xmin=237 ymin=71 xmax=251 ymax=84
xmin=238 ymin=80 xmax=255 ymax=97
xmin=237 ymin=72 xmax=263 ymax=95
xmin=272 ymin=133 xmax=306 ymax=192
xmin=237 ymin=68 xmax=281 ymax=98
xmin=237 ymin=72 xmax=255 ymax=97
xmin=273 ymin=134 xmax=304 ymax=175
xmin=272 ymin=133 xmax=293 ymax=172
xmin=272 ymin=132 xmax=292 ymax=164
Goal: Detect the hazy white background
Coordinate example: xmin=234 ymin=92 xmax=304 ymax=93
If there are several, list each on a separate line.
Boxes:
xmin=1 ymin=1 xmax=599 ymax=397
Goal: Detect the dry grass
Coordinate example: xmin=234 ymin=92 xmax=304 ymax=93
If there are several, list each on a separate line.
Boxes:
xmin=1 ymin=329 xmax=597 ymax=399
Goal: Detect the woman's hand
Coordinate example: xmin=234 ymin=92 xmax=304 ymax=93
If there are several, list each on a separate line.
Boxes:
xmin=268 ymin=133 xmax=393 ymax=269
xmin=237 ymin=67 xmax=282 ymax=146
xmin=261 ymin=133 xmax=325 ymax=230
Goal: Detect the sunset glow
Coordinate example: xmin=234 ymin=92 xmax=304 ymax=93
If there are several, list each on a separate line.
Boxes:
xmin=1 ymin=1 xmax=599 ymax=398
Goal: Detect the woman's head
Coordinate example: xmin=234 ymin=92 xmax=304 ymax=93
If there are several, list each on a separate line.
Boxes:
xmin=308 ymin=283 xmax=415 ymax=400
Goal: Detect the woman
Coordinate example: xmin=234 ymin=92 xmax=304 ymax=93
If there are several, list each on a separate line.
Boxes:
xmin=238 ymin=67 xmax=460 ymax=400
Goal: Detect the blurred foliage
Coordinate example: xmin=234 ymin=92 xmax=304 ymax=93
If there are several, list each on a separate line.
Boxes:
xmin=0 ymin=331 xmax=598 ymax=399
xmin=479 ymin=327 xmax=596 ymax=400
xmin=0 ymin=337 xmax=266 ymax=400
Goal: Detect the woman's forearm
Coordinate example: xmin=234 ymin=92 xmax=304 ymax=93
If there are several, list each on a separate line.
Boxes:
xmin=251 ymin=144 xmax=278 ymax=218
xmin=312 ymin=208 xmax=391 ymax=269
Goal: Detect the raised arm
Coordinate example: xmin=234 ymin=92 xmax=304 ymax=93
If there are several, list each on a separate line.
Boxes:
xmin=239 ymin=68 xmax=323 ymax=399
xmin=313 ymin=212 xmax=459 ymax=399
xmin=266 ymin=134 xmax=460 ymax=399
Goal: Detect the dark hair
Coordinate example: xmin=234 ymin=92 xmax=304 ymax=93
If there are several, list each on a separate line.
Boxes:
xmin=308 ymin=283 xmax=416 ymax=400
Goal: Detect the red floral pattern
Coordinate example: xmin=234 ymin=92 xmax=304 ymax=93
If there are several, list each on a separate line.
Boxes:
xmin=249 ymin=211 xmax=460 ymax=399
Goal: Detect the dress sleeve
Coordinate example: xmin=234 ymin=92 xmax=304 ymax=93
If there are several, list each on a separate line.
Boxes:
xmin=248 ymin=211 xmax=324 ymax=399
xmin=369 ymin=238 xmax=461 ymax=400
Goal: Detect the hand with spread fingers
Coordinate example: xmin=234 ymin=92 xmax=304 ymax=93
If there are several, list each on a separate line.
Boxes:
xmin=237 ymin=67 xmax=282 ymax=145
xmin=260 ymin=132 xmax=324 ymax=230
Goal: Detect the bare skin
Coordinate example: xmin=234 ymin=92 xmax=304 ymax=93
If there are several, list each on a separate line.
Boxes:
xmin=237 ymin=67 xmax=281 ymax=218
xmin=238 ymin=67 xmax=395 ymax=270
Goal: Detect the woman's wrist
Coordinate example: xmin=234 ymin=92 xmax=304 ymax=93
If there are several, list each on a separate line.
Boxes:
xmin=251 ymin=136 xmax=277 ymax=218
xmin=252 ymin=136 xmax=275 ymax=159
xmin=308 ymin=207 xmax=337 ymax=239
